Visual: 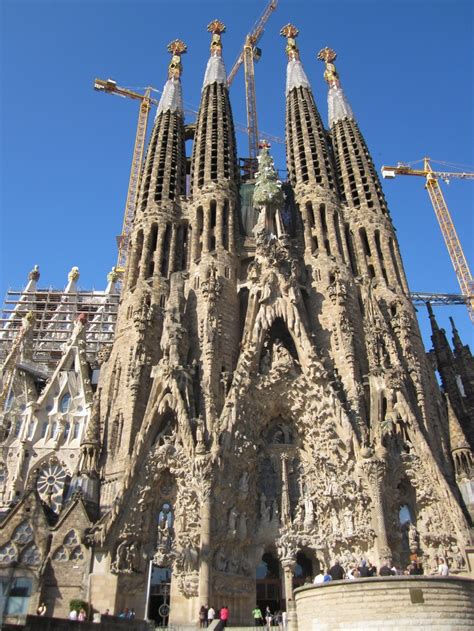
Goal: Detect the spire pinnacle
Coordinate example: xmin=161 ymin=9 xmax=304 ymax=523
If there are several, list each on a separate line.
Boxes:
xmin=280 ymin=24 xmax=300 ymax=60
xmin=449 ymin=316 xmax=464 ymax=350
xmin=156 ymin=40 xmax=186 ymax=117
xmin=202 ymin=20 xmax=227 ymax=89
xmin=207 ymin=19 xmax=226 ymax=56
xmin=167 ymin=39 xmax=187 ymax=80
xmin=318 ymin=46 xmax=353 ymax=126
xmin=318 ymin=47 xmax=340 ymax=87
xmin=28 ymin=265 xmax=40 ymax=282
xmin=280 ymin=24 xmax=310 ymax=95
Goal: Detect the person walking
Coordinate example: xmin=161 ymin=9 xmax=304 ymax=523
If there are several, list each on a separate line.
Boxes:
xmin=68 ymin=608 xmax=78 ymax=620
xmin=252 ymin=605 xmax=264 ymax=626
xmin=207 ymin=605 xmax=216 ymax=626
xmin=265 ymin=605 xmax=272 ymax=629
xmin=437 ymin=557 xmax=449 ymax=576
xmin=78 ymin=608 xmax=87 ymax=621
xmin=220 ymin=605 xmax=229 ymax=627
xmin=199 ymin=605 xmax=208 ymax=628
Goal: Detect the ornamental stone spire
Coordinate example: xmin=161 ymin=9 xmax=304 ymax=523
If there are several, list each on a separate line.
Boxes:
xmin=318 ymin=47 xmax=354 ymax=127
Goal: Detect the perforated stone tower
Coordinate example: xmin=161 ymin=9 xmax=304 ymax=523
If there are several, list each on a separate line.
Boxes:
xmin=0 ymin=21 xmax=473 ymax=628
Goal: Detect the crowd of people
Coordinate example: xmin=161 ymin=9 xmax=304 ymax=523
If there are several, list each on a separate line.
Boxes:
xmin=252 ymin=605 xmax=287 ymax=629
xmin=313 ymin=556 xmax=451 ymax=583
xmin=198 ymin=604 xmax=229 ymax=628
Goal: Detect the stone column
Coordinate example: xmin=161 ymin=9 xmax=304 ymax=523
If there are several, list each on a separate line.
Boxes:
xmin=360 ymin=450 xmax=391 ymax=564
xmin=168 ymin=224 xmax=178 ymax=275
xmin=281 ymin=558 xmax=297 ymax=631
xmin=197 ymin=458 xmax=213 ymax=607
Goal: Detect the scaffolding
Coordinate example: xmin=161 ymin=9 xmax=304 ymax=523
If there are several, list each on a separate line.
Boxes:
xmin=0 ymin=287 xmax=120 ymax=374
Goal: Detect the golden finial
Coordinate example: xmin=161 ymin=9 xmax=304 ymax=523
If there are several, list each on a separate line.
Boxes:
xmin=68 ymin=266 xmax=80 ymax=282
xmin=28 ymin=264 xmax=40 ymax=282
xmin=207 ymin=19 xmax=226 ymax=55
xmin=107 ymin=266 xmax=120 ymax=283
xmin=167 ymin=39 xmax=187 ymax=79
xmin=280 ymin=24 xmax=300 ymax=60
xmin=318 ymin=47 xmax=340 ymax=86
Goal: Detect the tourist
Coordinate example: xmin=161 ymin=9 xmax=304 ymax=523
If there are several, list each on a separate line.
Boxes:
xmin=207 ymin=605 xmax=216 ymax=625
xmin=265 ymin=605 xmax=272 ymax=629
xmin=367 ymin=561 xmax=377 ymax=577
xmin=409 ymin=560 xmax=423 ymax=575
xmin=199 ymin=605 xmax=208 ymax=628
xmin=103 ymin=608 xmax=110 ymax=617
xmin=69 ymin=608 xmax=78 ymax=620
xmin=36 ymin=603 xmax=47 ymax=616
xmin=118 ymin=608 xmax=129 ymax=618
xmin=346 ymin=566 xmax=359 ymax=579
xmin=436 ymin=557 xmax=449 ymax=576
xmin=220 ymin=605 xmax=229 ymax=627
xmin=323 ymin=568 xmax=333 ymax=582
xmin=252 ymin=605 xmax=264 ymax=626
xmin=313 ymin=570 xmax=325 ymax=583
xmin=328 ymin=560 xmax=345 ymax=580
xmin=282 ymin=609 xmax=288 ymax=630
xmin=379 ymin=562 xmax=394 ymax=576
xmin=358 ymin=560 xmax=370 ymax=577
xmin=128 ymin=608 xmax=136 ymax=619
xmin=274 ymin=610 xmax=283 ymax=630
xmin=78 ymin=608 xmax=87 ymax=621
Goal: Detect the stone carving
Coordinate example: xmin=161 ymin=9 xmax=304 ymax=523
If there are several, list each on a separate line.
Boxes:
xmin=111 ymin=540 xmax=141 ymax=574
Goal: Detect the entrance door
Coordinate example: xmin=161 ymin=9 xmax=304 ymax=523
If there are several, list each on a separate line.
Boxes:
xmin=256 ymin=552 xmax=282 ymax=615
xmin=147 ymin=566 xmax=171 ymax=628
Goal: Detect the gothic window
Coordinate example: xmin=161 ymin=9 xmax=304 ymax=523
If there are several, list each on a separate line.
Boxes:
xmin=63 ymin=530 xmax=79 ymax=547
xmin=0 ymin=542 xmax=17 ymax=565
xmin=5 ymin=391 xmax=14 ymax=411
xmin=152 ymin=410 xmax=177 ymax=446
xmin=12 ymin=521 xmax=34 ymax=545
xmin=73 ymin=422 xmax=81 ymax=440
xmin=36 ymin=462 xmax=68 ymax=513
xmin=52 ymin=546 xmax=68 ymax=562
xmin=70 ymin=546 xmax=84 ymax=561
xmin=21 ymin=544 xmax=41 ymax=567
xmin=0 ymin=464 xmax=6 ymax=487
xmin=399 ymin=505 xmax=412 ymax=525
xmin=63 ymin=422 xmax=70 ymax=439
xmin=59 ymin=392 xmax=71 ymax=413
xmin=13 ymin=419 xmax=22 ymax=437
xmin=156 ymin=502 xmax=174 ymax=550
xmin=40 ymin=422 xmax=48 ymax=438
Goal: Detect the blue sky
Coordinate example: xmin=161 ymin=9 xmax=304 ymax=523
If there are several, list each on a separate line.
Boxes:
xmin=1 ymin=0 xmax=473 ymax=351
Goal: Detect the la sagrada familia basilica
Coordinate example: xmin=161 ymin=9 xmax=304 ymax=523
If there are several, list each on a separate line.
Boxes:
xmin=1 ymin=20 xmax=473 ymax=628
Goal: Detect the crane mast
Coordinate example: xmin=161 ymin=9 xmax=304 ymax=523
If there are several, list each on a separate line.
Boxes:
xmin=94 ymin=79 xmax=161 ymax=275
xmin=227 ymin=0 xmax=278 ymax=175
xmin=382 ymin=158 xmax=474 ymax=322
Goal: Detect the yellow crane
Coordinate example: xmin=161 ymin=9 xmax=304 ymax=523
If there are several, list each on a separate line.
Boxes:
xmin=94 ymin=78 xmax=157 ymax=275
xmin=227 ymin=0 xmax=279 ymax=176
xmin=381 ymin=158 xmax=474 ymax=322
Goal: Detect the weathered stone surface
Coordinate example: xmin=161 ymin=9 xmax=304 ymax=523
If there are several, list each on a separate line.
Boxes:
xmin=295 ymin=576 xmax=474 ymax=629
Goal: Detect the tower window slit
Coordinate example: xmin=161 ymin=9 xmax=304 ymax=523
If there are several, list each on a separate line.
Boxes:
xmin=344 ymin=224 xmax=358 ymax=275
xmin=334 ymin=212 xmax=345 ymax=261
xmin=160 ymin=223 xmax=172 ymax=277
xmin=359 ymin=227 xmax=371 ymax=256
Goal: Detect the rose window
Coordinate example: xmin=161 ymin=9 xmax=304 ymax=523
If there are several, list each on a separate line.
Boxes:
xmin=36 ymin=463 xmax=68 ymax=512
xmin=12 ymin=521 xmax=34 ymax=545
xmin=0 ymin=542 xmax=17 ymax=565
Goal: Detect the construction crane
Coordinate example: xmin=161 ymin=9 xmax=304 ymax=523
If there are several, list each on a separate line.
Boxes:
xmin=227 ymin=0 xmax=279 ymax=176
xmin=94 ymin=78 xmax=157 ymax=275
xmin=381 ymin=158 xmax=474 ymax=322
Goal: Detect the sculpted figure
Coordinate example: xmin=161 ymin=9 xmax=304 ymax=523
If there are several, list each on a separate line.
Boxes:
xmin=304 ymin=497 xmax=314 ymax=528
xmin=238 ymin=471 xmax=249 ymax=497
xmin=214 ymin=547 xmax=227 ymax=572
xmin=228 ymin=506 xmax=238 ymax=534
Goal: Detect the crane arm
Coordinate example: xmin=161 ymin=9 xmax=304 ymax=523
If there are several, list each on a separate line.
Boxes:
xmin=227 ymin=0 xmax=278 ymax=87
xmin=94 ymin=78 xmax=160 ymax=106
xmin=381 ymin=164 xmax=474 ymax=181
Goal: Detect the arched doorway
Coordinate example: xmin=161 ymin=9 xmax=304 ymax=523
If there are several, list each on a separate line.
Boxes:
xmin=293 ymin=551 xmax=317 ymax=589
xmin=256 ymin=551 xmax=282 ymax=613
xmin=147 ymin=565 xmax=171 ymax=627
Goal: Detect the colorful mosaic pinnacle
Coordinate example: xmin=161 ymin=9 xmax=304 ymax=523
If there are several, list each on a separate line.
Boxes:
xmin=167 ymin=39 xmax=187 ymax=79
xmin=318 ymin=46 xmax=340 ymax=86
xmin=280 ymin=23 xmax=300 ymax=60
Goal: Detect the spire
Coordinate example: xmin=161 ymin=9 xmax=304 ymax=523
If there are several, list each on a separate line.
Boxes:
xmin=190 ymin=20 xmax=238 ymax=192
xmin=318 ymin=47 xmax=354 ymax=127
xmin=203 ymin=20 xmax=227 ymax=88
xmin=449 ymin=316 xmax=465 ymax=352
xmin=156 ymin=39 xmax=186 ymax=118
xmin=280 ymin=24 xmax=310 ymax=94
xmin=427 ymin=302 xmax=441 ymax=334
xmin=280 ymin=24 xmax=336 ymax=193
xmin=65 ymin=266 xmax=80 ymax=293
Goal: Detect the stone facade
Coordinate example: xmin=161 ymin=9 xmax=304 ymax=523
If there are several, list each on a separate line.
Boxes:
xmin=1 ymin=20 xmax=473 ymax=628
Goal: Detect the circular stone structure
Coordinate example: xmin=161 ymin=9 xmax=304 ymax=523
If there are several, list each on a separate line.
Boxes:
xmin=294 ymin=576 xmax=474 ymax=630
